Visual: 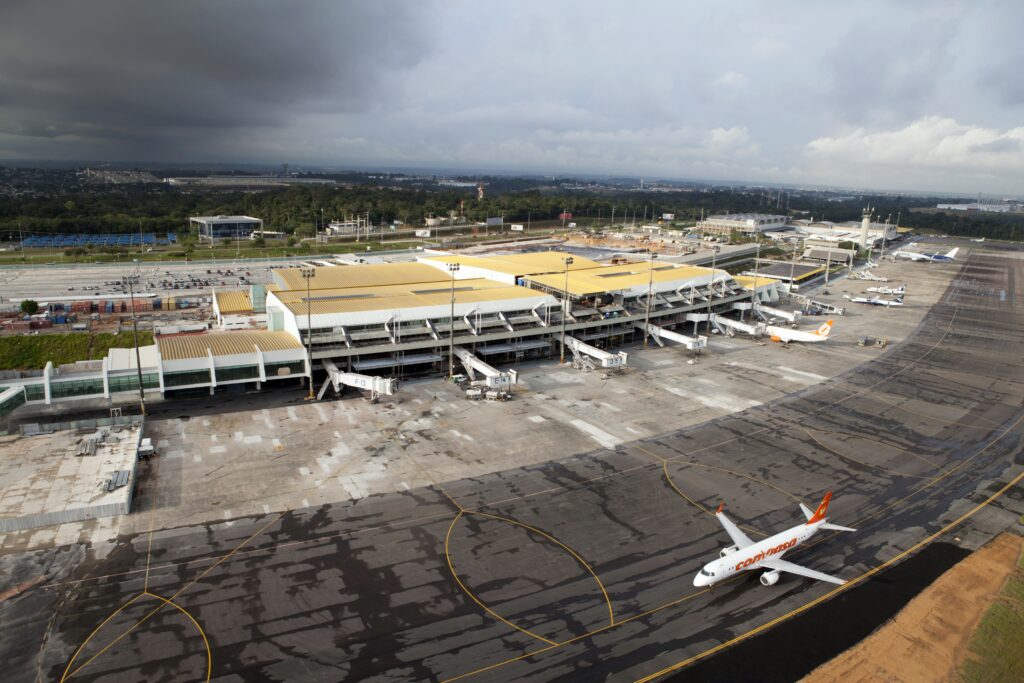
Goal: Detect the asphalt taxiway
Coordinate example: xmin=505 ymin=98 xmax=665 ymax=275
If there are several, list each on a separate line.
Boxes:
xmin=2 ymin=250 xmax=1023 ymax=682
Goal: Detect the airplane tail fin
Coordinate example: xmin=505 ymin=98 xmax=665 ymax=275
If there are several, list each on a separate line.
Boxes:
xmin=815 ymin=320 xmax=834 ymax=337
xmin=945 ymin=247 xmax=959 ymax=259
xmin=806 ymin=491 xmax=832 ymax=524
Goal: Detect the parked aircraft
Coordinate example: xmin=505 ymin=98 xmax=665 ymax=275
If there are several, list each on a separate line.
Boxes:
xmin=892 ymin=246 xmax=959 ymax=262
xmin=693 ymin=491 xmax=855 ymax=587
xmin=866 ymin=284 xmax=906 ymax=295
xmin=971 ymin=237 xmax=986 ymax=243
xmin=844 ymin=293 xmax=904 ymax=307
xmin=766 ymin=319 xmax=833 ymax=343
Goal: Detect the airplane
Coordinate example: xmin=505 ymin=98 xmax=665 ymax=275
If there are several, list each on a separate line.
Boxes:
xmin=892 ymin=246 xmax=959 ymax=262
xmin=866 ymin=284 xmax=906 ymax=295
xmin=766 ymin=319 xmax=833 ymax=343
xmin=971 ymin=237 xmax=986 ymax=243
xmin=693 ymin=491 xmax=855 ymax=588
xmin=844 ymin=293 xmax=904 ymax=307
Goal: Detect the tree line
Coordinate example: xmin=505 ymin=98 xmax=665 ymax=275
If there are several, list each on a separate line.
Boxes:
xmin=0 ymin=183 xmax=1020 ymax=242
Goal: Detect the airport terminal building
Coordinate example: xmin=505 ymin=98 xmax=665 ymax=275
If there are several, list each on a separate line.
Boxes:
xmin=0 ymin=252 xmax=784 ymax=414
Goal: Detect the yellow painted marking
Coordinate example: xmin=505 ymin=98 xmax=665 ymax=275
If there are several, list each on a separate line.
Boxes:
xmin=63 ymin=511 xmax=285 ymax=679
xmin=444 ymin=511 xmax=557 ymax=646
xmin=146 ymin=591 xmax=212 ymax=682
xmin=60 ymin=592 xmax=146 ymax=682
xmin=472 ymin=511 xmax=615 ymax=627
xmin=802 ymin=427 xmax=935 ymax=480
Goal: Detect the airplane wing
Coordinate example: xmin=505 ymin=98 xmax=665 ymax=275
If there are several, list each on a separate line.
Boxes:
xmin=760 ymin=558 xmax=846 ymax=584
xmin=715 ymin=509 xmax=754 ymax=549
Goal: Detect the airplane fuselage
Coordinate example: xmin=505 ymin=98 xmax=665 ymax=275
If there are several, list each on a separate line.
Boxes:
xmin=695 ymin=522 xmax=822 ymax=586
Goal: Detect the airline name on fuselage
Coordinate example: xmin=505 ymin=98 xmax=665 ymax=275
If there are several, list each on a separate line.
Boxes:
xmin=734 ymin=538 xmax=797 ymax=571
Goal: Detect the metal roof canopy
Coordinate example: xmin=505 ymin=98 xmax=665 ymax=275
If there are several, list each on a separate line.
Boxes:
xmin=214 ymin=290 xmax=254 ymax=314
xmin=526 ymin=262 xmax=722 ymax=297
xmin=158 ymin=331 xmax=303 ymax=360
xmin=422 ymin=251 xmax=603 ymax=276
xmin=273 ymin=262 xmax=450 ymax=292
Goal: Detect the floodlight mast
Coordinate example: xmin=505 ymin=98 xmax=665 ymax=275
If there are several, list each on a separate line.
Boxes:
xmin=447 ymin=262 xmax=460 ymax=380
xmin=301 ymin=268 xmax=316 ymax=400
xmin=560 ymin=256 xmax=574 ymax=363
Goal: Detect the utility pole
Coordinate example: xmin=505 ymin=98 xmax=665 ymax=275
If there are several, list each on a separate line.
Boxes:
xmin=301 ymin=268 xmax=315 ymax=400
xmin=121 ymin=273 xmax=146 ymax=415
xmin=643 ymin=252 xmax=657 ymax=348
xmin=447 ymin=262 xmax=460 ymax=380
xmin=559 ymin=256 xmax=574 ymax=363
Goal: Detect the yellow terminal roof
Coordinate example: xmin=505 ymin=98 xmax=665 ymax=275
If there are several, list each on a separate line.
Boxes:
xmin=422 ymin=251 xmax=602 ymax=276
xmin=213 ymin=289 xmax=253 ymax=314
xmin=527 ymin=262 xmax=719 ymax=297
xmin=732 ymin=275 xmax=780 ymax=290
xmin=269 ymin=278 xmax=547 ymax=316
xmin=273 ymin=262 xmax=449 ymax=291
xmin=158 ymin=331 xmax=303 ymax=360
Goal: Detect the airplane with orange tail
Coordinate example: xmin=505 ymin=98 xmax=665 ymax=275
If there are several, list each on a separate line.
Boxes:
xmin=693 ymin=491 xmax=855 ymax=587
xmin=766 ymin=319 xmax=833 ymax=344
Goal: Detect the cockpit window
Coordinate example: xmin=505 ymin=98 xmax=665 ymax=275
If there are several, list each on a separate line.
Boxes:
xmin=700 ymin=568 xmax=711 ymax=577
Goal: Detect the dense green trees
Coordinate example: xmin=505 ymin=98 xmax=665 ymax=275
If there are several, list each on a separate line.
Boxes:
xmin=0 ymin=181 xmax=1020 ymax=242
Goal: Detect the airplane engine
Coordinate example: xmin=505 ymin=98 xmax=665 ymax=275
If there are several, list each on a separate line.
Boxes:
xmin=760 ymin=570 xmax=781 ymax=586
xmin=719 ymin=545 xmax=738 ymax=558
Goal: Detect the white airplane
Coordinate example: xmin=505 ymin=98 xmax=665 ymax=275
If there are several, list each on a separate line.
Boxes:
xmin=765 ymin=319 xmax=833 ymax=344
xmin=693 ymin=491 xmax=855 ymax=588
xmin=892 ymin=246 xmax=959 ymax=262
xmin=844 ymin=293 xmax=904 ymax=307
xmin=971 ymin=237 xmax=985 ymax=243
xmin=866 ymin=284 xmax=906 ymax=295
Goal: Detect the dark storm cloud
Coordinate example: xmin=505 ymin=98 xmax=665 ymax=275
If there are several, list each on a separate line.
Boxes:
xmin=0 ymin=0 xmax=432 ymax=155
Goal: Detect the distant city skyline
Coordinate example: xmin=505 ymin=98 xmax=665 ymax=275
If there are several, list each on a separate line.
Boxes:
xmin=0 ymin=1 xmax=1021 ymax=195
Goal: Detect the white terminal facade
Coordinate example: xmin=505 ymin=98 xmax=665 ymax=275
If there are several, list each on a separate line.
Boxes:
xmin=0 ymin=251 xmax=784 ymax=414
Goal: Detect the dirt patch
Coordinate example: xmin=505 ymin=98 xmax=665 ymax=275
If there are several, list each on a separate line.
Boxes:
xmin=800 ymin=533 xmax=1024 ymax=683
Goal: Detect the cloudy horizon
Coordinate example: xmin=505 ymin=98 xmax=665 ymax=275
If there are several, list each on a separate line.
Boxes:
xmin=0 ymin=0 xmax=1021 ymax=195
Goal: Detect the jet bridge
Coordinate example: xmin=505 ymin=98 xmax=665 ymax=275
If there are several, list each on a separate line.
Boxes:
xmin=453 ymin=346 xmax=517 ymax=390
xmin=563 ymin=336 xmax=628 ymax=372
xmin=634 ymin=322 xmax=708 ymax=351
xmin=710 ymin=314 xmax=767 ymax=338
xmin=754 ymin=305 xmax=802 ymax=324
xmin=317 ymin=359 xmax=399 ymax=401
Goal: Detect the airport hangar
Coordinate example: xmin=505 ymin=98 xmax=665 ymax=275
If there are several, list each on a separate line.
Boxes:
xmin=0 ymin=251 xmax=785 ymax=414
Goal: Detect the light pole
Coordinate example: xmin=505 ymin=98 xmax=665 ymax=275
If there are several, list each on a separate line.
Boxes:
xmin=825 ymin=242 xmax=833 ymax=286
xmin=301 ymin=267 xmax=315 ymax=400
xmin=643 ymin=252 xmax=657 ymax=348
xmin=706 ymin=245 xmax=720 ymax=335
xmin=559 ymin=256 xmax=574 ymax=363
xmin=751 ymin=239 xmax=762 ymax=319
xmin=788 ymin=238 xmax=799 ymax=294
xmin=121 ymin=273 xmax=146 ymax=415
xmin=447 ymin=262 xmax=460 ymax=380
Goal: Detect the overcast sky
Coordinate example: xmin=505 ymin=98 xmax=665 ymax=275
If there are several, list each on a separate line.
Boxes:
xmin=0 ymin=0 xmax=1021 ymax=194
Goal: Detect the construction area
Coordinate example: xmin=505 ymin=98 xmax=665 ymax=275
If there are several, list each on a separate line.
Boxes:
xmin=0 ymin=422 xmax=141 ymax=533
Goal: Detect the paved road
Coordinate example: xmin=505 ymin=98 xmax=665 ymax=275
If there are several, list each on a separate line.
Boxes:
xmin=3 ymin=252 xmax=1023 ymax=682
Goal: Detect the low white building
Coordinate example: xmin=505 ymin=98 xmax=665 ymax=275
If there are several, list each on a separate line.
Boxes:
xmin=698 ymin=214 xmax=789 ymax=235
